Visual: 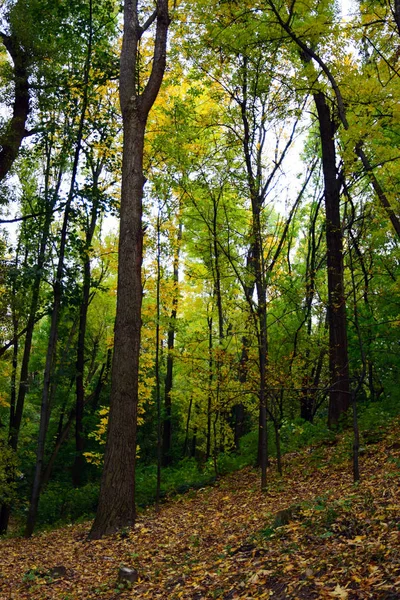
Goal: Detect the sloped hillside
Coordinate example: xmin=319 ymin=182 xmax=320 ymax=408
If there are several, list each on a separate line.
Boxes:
xmin=1 ymin=421 xmax=399 ymax=599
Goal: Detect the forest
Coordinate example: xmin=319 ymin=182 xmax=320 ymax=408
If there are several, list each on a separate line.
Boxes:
xmin=0 ymin=0 xmax=399 ymax=597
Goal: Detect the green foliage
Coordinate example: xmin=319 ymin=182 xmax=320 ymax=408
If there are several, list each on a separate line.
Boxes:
xmin=0 ymin=437 xmax=19 ymax=506
xmin=36 ymin=482 xmax=100 ymax=527
xmin=135 ymin=460 xmax=217 ymax=507
xmin=279 ymin=417 xmax=336 ymax=454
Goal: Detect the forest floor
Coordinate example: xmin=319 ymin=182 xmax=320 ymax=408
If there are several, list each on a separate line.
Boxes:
xmin=1 ymin=421 xmax=399 ymax=600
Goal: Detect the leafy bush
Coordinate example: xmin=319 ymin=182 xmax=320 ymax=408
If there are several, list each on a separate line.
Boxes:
xmin=37 ymin=482 xmax=100 ymax=526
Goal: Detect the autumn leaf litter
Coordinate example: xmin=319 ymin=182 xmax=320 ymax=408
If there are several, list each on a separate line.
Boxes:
xmin=1 ymin=424 xmax=399 ymax=599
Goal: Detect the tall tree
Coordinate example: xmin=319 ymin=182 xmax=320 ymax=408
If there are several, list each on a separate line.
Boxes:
xmin=314 ymin=92 xmax=350 ymax=426
xmin=89 ymin=0 xmax=169 ymax=539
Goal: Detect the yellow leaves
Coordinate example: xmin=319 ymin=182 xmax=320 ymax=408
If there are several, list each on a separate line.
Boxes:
xmin=346 ymin=534 xmax=366 ymax=545
xmin=247 ymin=569 xmax=273 ymax=585
xmin=0 ymin=393 xmax=9 ymax=408
xmin=83 ymin=451 xmax=103 ymax=465
xmin=2 ymin=423 xmax=400 ymax=599
xmin=283 ymin=563 xmax=294 ymax=572
xmin=329 ymin=584 xmax=349 ymax=599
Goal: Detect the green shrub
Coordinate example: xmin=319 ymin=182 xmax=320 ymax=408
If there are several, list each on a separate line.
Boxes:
xmin=37 ymin=482 xmax=99 ymax=526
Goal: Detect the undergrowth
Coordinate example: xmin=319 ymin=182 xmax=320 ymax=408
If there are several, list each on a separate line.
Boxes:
xmin=7 ymin=394 xmax=400 ymax=534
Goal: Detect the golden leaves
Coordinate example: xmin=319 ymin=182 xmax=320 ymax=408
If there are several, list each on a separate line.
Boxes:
xmin=2 ymin=421 xmax=400 ymax=599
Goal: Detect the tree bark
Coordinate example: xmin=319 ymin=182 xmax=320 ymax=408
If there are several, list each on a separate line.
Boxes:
xmin=314 ymin=92 xmax=350 ymax=427
xmin=89 ymin=0 xmax=169 ymax=539
xmin=0 ymin=31 xmax=30 ymax=182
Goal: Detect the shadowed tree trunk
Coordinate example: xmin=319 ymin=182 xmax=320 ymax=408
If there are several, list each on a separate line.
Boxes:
xmin=89 ymin=0 xmax=169 ymax=540
xmin=314 ymin=91 xmax=350 ymax=427
xmin=0 ymin=29 xmax=30 ymax=182
xmin=206 ymin=315 xmax=213 ymax=461
xmin=72 ymin=167 xmax=102 ymax=488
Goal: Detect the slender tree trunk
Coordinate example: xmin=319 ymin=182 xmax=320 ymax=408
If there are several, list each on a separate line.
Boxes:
xmin=9 ymin=196 xmax=58 ymax=451
xmin=183 ymin=394 xmax=193 ymax=457
xmin=314 ymin=92 xmax=350 ymax=427
xmin=239 ymin=56 xmax=269 ymax=489
xmin=191 ymin=423 xmax=197 ymax=459
xmin=274 ymin=419 xmax=282 ymax=476
xmin=42 ymin=359 xmax=109 ymax=488
xmin=9 ymin=314 xmax=18 ymax=443
xmin=213 ymin=411 xmax=218 ymax=476
xmin=0 ymin=296 xmax=18 ymax=535
xmin=155 ymin=210 xmax=162 ymax=509
xmin=347 ymin=201 xmax=367 ymax=482
xmin=253 ymin=204 xmax=268 ymax=489
xmin=73 ymin=186 xmax=100 ymax=487
xmin=41 ymin=409 xmax=74 ymax=488
xmin=162 ymin=222 xmax=181 ymax=466
xmin=89 ymin=0 xmax=169 ymax=539
xmin=92 ymin=350 xmax=111 ymax=410
xmin=356 ymin=144 xmax=400 ymax=239
xmin=72 ymin=256 xmax=91 ymax=488
xmin=25 ymin=202 xmax=72 ymax=537
xmin=0 ymin=154 xmax=60 ymax=535
xmin=211 ymin=196 xmax=225 ymax=453
xmin=25 ymin=1 xmax=93 ymax=533
xmin=206 ymin=315 xmax=213 ymax=461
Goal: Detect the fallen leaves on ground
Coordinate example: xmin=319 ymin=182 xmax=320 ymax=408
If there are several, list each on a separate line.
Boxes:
xmin=1 ymin=424 xmax=399 ymax=599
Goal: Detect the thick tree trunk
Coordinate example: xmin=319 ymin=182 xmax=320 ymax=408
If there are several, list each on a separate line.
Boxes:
xmin=233 ymin=403 xmax=245 ymax=451
xmin=314 ymin=92 xmax=350 ymax=427
xmin=89 ymin=0 xmax=169 ymax=540
xmin=0 ymin=31 xmax=30 ymax=182
xmin=89 ymin=120 xmax=145 ymax=537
